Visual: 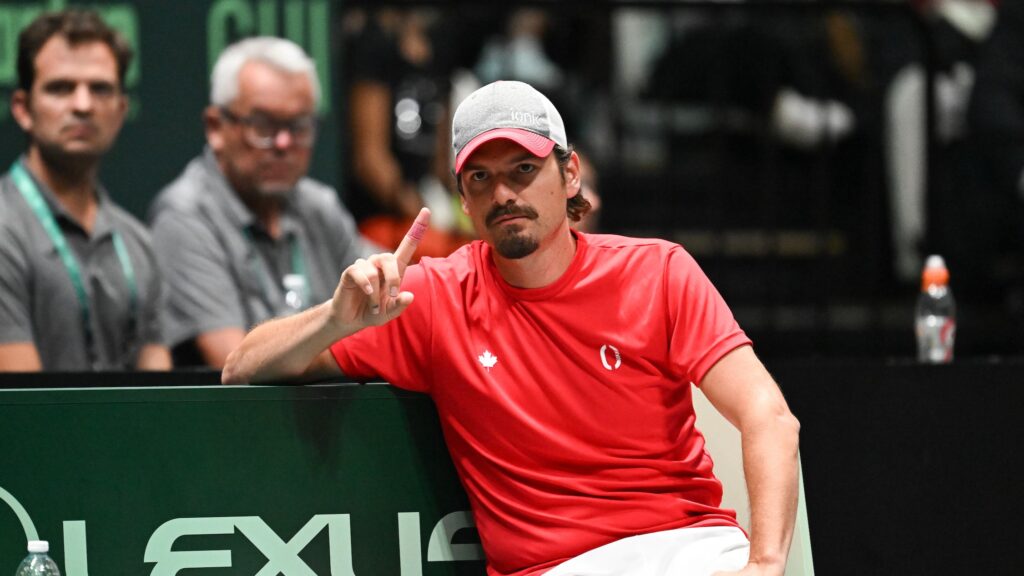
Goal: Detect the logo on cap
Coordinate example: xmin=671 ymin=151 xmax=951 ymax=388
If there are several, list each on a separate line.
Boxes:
xmin=510 ymin=110 xmax=544 ymax=129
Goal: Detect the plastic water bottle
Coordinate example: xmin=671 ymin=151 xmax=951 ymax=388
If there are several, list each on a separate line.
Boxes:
xmin=915 ymin=255 xmax=956 ymax=363
xmin=15 ymin=541 xmax=61 ymax=576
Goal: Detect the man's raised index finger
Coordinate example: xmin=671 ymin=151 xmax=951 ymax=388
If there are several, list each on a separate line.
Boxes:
xmin=396 ymin=207 xmax=431 ymax=268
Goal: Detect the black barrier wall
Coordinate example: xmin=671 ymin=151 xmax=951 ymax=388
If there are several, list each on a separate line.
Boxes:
xmin=773 ymin=360 xmax=1024 ymax=575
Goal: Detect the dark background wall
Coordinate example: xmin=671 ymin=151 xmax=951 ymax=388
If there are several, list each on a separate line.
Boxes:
xmin=4 ymin=0 xmax=1023 ymax=362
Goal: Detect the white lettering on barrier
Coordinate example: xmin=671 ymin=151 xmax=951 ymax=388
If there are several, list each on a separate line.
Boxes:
xmin=3 ymin=484 xmax=481 ymax=575
xmin=140 ymin=511 xmax=481 ymax=574
xmin=399 ymin=510 xmax=485 ymax=575
xmin=427 ymin=511 xmax=484 ymax=562
xmin=144 ymin=515 xmax=355 ymax=576
xmin=144 ymin=516 xmax=236 ymax=574
xmin=62 ymin=521 xmax=88 ymax=576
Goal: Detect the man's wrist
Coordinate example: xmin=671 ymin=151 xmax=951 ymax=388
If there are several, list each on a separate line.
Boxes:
xmin=745 ymin=553 xmax=787 ymax=575
xmin=319 ymin=300 xmax=362 ymax=342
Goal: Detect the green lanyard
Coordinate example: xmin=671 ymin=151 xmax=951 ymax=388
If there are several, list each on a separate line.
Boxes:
xmin=242 ymin=227 xmax=309 ymax=311
xmin=10 ymin=161 xmax=138 ymax=368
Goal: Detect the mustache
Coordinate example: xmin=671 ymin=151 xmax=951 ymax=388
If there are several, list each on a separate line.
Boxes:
xmin=486 ymin=203 xmax=538 ymax=226
xmin=63 ymin=120 xmax=97 ymax=131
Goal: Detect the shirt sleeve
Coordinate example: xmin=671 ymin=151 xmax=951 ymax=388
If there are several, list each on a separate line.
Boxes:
xmin=0 ymin=221 xmax=34 ymax=344
xmin=665 ymin=246 xmax=751 ymax=385
xmin=150 ymin=209 xmax=248 ymax=346
xmin=330 ymin=263 xmax=434 ymax=392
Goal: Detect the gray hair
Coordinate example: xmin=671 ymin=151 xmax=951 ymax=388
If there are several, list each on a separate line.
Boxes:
xmin=210 ymin=36 xmax=321 ymax=108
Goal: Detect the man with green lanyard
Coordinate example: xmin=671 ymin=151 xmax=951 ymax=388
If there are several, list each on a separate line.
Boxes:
xmin=149 ymin=37 xmax=376 ymax=369
xmin=0 ymin=10 xmax=170 ymax=371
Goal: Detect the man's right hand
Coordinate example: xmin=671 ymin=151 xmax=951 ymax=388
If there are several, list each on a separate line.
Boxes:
xmin=330 ymin=207 xmax=430 ymax=331
xmin=221 ymin=208 xmax=430 ymax=384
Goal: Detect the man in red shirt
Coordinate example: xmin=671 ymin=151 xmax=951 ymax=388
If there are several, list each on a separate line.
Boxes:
xmin=223 ymin=81 xmax=800 ymax=576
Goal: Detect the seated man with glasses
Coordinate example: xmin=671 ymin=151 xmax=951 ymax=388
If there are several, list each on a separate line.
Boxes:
xmin=149 ymin=37 xmax=376 ymax=369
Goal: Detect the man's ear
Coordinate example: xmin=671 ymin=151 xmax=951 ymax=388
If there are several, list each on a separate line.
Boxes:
xmin=10 ymin=90 xmax=33 ymax=133
xmin=110 ymin=92 xmax=129 ymax=132
xmin=204 ymin=105 xmax=226 ymax=151
xmin=117 ymin=92 xmax=128 ymax=116
xmin=565 ymin=151 xmax=582 ymax=199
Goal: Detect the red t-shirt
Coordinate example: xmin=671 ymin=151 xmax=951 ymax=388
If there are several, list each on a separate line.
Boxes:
xmin=331 ymin=232 xmax=751 ymax=576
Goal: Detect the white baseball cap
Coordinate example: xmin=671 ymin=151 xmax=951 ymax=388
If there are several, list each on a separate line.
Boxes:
xmin=451 ymin=80 xmax=568 ymax=174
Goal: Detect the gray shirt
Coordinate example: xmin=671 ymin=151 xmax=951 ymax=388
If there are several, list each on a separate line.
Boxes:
xmin=0 ymin=161 xmax=165 ymax=370
xmin=149 ymin=150 xmax=375 ymax=351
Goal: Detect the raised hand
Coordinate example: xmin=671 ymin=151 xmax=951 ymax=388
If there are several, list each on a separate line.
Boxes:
xmin=331 ymin=207 xmax=430 ymax=329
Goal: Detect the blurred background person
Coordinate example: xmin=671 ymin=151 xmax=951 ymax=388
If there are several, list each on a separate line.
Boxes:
xmin=0 ymin=9 xmax=170 ymax=372
xmin=884 ymin=0 xmax=996 ymax=282
xmin=148 ymin=37 xmax=376 ymax=369
xmin=470 ymin=7 xmax=600 ymax=152
xmin=343 ymin=8 xmax=471 ymax=258
xmin=474 ymin=9 xmax=566 ymax=97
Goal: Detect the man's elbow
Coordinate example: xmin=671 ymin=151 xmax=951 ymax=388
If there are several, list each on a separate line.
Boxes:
xmin=755 ymin=396 xmax=801 ymax=449
xmin=220 ymin=348 xmax=248 ymax=385
xmin=778 ymin=409 xmax=801 ymax=449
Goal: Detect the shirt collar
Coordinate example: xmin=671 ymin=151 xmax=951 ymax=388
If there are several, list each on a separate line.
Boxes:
xmin=17 ymin=154 xmax=116 ymax=241
xmin=200 ymin=147 xmax=300 ymax=240
xmin=483 ymin=228 xmax=588 ymax=302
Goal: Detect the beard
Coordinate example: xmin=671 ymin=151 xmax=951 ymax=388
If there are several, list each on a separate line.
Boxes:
xmin=254 ymin=179 xmax=294 ymax=199
xmin=223 ymin=150 xmax=304 ymax=200
xmin=494 ymin=230 xmax=540 ymax=259
xmin=35 ymin=139 xmax=106 ymax=179
xmin=487 ymin=202 xmax=541 ymax=259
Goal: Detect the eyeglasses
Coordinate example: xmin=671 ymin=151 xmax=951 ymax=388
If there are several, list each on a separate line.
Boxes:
xmin=219 ymin=107 xmax=317 ymax=149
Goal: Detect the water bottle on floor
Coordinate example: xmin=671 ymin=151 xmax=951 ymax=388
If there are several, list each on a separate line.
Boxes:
xmin=915 ymin=255 xmax=956 ymax=363
xmin=14 ymin=541 xmax=61 ymax=576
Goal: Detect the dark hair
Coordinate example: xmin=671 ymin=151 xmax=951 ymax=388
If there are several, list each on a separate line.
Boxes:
xmin=555 ymin=145 xmax=592 ymax=223
xmin=17 ymin=9 xmax=133 ymax=92
xmin=455 ymin=143 xmax=592 ymax=222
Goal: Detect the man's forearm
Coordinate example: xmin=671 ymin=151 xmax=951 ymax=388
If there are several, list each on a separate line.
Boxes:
xmin=741 ymin=410 xmax=801 ymax=571
xmin=0 ymin=342 xmax=43 ymax=371
xmin=221 ymin=300 xmax=351 ymax=384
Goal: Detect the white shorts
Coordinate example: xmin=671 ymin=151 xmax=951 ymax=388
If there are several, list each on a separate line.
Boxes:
xmin=544 ymin=526 xmax=750 ymax=576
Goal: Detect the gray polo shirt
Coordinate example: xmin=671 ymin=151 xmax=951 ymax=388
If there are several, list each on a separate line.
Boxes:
xmin=0 ymin=161 xmax=165 ymax=370
xmin=149 ymin=150 xmax=376 ymax=350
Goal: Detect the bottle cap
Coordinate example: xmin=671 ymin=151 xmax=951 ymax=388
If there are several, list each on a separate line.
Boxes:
xmin=924 ymin=254 xmax=946 ymax=270
xmin=921 ymin=254 xmax=949 ymax=289
xmin=27 ymin=540 xmax=49 ymax=553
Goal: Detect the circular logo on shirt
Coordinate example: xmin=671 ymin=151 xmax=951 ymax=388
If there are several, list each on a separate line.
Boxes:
xmin=600 ymin=345 xmax=622 ymax=371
